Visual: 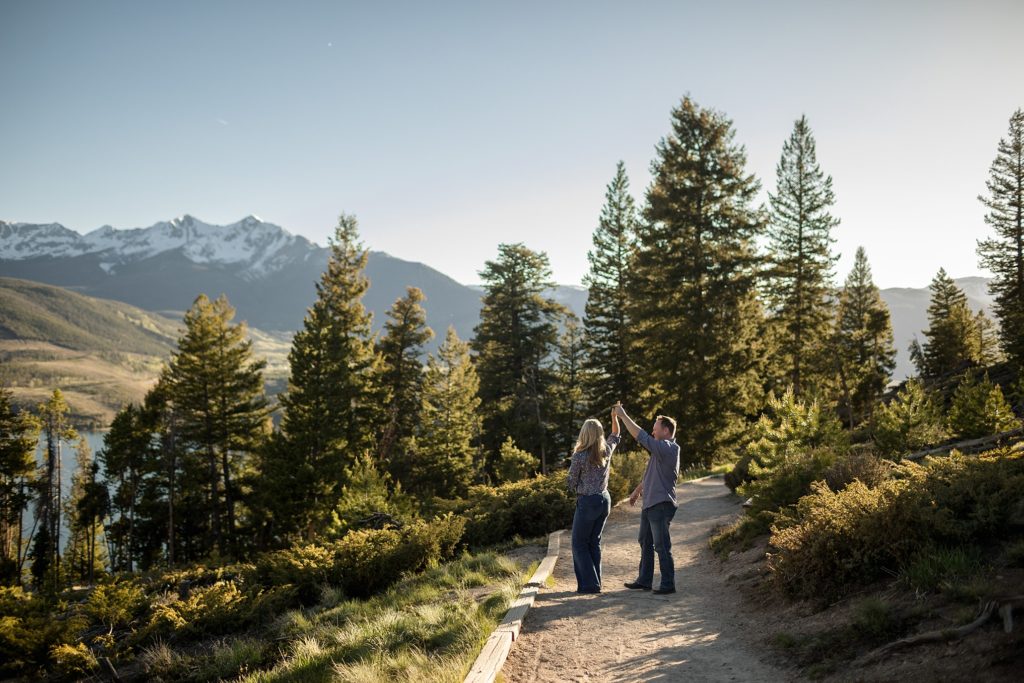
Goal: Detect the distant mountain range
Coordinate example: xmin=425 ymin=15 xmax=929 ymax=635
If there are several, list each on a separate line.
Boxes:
xmin=0 ymin=215 xmax=995 ymax=383
xmin=0 ymin=215 xmax=486 ymax=344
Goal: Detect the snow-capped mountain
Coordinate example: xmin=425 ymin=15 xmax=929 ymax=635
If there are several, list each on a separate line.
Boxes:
xmin=0 ymin=215 xmax=316 ymax=280
xmin=0 ymin=214 xmax=489 ymax=341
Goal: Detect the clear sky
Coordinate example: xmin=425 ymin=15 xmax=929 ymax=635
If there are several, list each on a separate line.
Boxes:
xmin=1 ymin=1 xmax=1021 ymax=288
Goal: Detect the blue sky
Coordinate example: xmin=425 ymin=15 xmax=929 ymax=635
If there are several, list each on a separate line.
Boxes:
xmin=1 ymin=1 xmax=1021 ymax=287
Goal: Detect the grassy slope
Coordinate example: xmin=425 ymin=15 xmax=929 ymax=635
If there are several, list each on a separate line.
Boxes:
xmin=0 ymin=277 xmax=290 ymax=427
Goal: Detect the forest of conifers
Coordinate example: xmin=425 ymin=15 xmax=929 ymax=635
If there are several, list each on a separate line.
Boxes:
xmin=0 ymin=97 xmax=1022 ymax=681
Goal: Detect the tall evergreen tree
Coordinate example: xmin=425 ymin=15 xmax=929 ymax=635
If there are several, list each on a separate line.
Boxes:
xmin=910 ymin=268 xmax=980 ymax=378
xmin=30 ymin=389 xmax=77 ymax=591
xmin=832 ymin=247 xmax=897 ymax=428
xmin=100 ymin=403 xmax=144 ymax=572
xmin=408 ymin=327 xmax=481 ymax=499
xmin=375 ymin=286 xmax=433 ymax=475
xmin=0 ymin=384 xmax=39 ymax=586
xmin=583 ymin=161 xmax=639 ymax=414
xmin=764 ymin=115 xmax=841 ymax=397
xmin=551 ymin=313 xmax=588 ymax=462
xmin=977 ymin=108 xmax=1024 ymax=367
xmin=473 ymin=243 xmax=564 ymax=474
xmin=258 ymin=213 xmax=380 ymax=544
xmin=974 ymin=309 xmax=1003 ymax=367
xmin=162 ymin=294 xmax=269 ymax=558
xmin=63 ymin=436 xmax=107 ymax=584
xmin=100 ymin=399 xmax=167 ymax=571
xmin=630 ymin=96 xmax=766 ymax=467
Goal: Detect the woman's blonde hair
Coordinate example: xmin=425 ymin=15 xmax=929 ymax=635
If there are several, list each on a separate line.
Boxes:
xmin=574 ymin=418 xmax=608 ymax=468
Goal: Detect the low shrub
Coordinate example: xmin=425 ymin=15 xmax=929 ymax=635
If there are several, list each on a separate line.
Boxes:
xmin=609 ymin=450 xmax=647 ymax=502
xmin=252 ymin=544 xmax=335 ymax=605
xmin=80 ymin=580 xmax=146 ymax=629
xmin=767 ymin=449 xmax=1024 ymax=601
xmin=0 ymin=587 xmax=81 ymax=677
xmin=145 ymin=580 xmax=250 ymax=639
xmin=822 ymin=450 xmax=892 ymax=491
xmin=49 ymin=641 xmax=98 ymax=677
xmin=440 ymin=472 xmax=574 ymax=547
xmin=253 ymin=514 xmax=466 ymax=602
xmin=740 ymin=448 xmax=837 ymax=523
xmin=333 ymin=515 xmax=465 ymax=598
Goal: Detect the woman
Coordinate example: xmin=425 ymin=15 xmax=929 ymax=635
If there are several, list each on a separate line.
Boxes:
xmin=566 ymin=407 xmax=621 ymax=593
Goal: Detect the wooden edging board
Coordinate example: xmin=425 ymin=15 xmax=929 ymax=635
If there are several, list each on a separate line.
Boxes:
xmin=463 ymin=529 xmax=565 ymax=683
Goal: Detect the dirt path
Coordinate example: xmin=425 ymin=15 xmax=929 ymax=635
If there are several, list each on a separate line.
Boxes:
xmin=501 ymin=476 xmax=793 ymax=682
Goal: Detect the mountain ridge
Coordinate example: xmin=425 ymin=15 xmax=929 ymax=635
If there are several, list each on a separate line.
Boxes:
xmin=0 ymin=216 xmax=997 ymax=379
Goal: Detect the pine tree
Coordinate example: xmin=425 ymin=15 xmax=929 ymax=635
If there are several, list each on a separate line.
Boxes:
xmin=911 ymin=268 xmax=980 ymax=378
xmin=375 ymin=286 xmax=433 ymax=476
xmin=63 ymin=436 xmax=107 ymax=584
xmin=947 ymin=372 xmax=1019 ymax=439
xmin=832 ymin=247 xmax=897 ymax=427
xmin=143 ymin=381 xmax=204 ymax=567
xmin=871 ymin=380 xmax=947 ymax=458
xmin=31 ymin=389 xmax=77 ymax=591
xmin=259 ymin=213 xmax=380 ymax=544
xmin=495 ymin=437 xmax=538 ymax=484
xmin=764 ymin=115 xmax=841 ymax=398
xmin=0 ymin=384 xmax=39 ymax=586
xmin=408 ymin=327 xmax=480 ymax=499
xmin=473 ymin=243 xmax=565 ymax=474
xmin=326 ymin=455 xmax=415 ymax=538
xmin=630 ymin=96 xmax=766 ymax=467
xmin=583 ymin=161 xmax=639 ymax=414
xmin=99 ymin=400 xmax=163 ymax=571
xmin=974 ymin=310 xmax=1003 ymax=367
xmin=551 ymin=313 xmax=588 ymax=462
xmin=977 ymin=108 xmax=1024 ymax=367
xmin=162 ymin=294 xmax=269 ymax=558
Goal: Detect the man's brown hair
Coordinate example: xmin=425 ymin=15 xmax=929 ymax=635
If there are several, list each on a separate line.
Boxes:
xmin=656 ymin=415 xmax=677 ymax=437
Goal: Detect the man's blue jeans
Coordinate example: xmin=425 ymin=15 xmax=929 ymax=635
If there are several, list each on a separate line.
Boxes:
xmin=636 ymin=501 xmax=676 ymax=590
xmin=571 ymin=491 xmax=611 ymax=592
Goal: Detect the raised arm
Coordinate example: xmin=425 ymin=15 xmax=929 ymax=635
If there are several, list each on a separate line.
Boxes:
xmin=613 ymin=403 xmax=641 ymax=440
xmin=615 ymin=403 xmax=645 ymax=506
xmin=610 ymin=405 xmax=620 ymax=436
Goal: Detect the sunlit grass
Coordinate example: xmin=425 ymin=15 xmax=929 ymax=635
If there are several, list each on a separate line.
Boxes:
xmin=236 ymin=552 xmax=531 ymax=683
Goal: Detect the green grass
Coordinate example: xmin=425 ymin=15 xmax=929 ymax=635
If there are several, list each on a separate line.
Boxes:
xmin=899 ymin=545 xmax=983 ymax=594
xmin=221 ymin=552 xmax=531 ymax=683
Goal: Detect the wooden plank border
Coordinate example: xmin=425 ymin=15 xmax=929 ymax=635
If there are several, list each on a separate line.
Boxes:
xmin=464 ymin=529 xmax=565 ymax=683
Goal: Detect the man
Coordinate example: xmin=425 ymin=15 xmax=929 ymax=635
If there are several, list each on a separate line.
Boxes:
xmin=612 ymin=402 xmax=679 ymax=595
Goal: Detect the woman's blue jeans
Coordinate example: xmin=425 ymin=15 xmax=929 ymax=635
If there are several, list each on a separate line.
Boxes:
xmin=571 ymin=491 xmax=612 ymax=592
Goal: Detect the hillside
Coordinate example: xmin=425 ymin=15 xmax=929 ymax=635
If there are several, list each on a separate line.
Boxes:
xmin=0 ymin=276 xmax=184 ymax=353
xmin=0 ymin=277 xmax=289 ymax=427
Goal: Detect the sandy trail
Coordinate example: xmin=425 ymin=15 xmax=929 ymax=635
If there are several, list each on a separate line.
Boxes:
xmin=501 ymin=476 xmax=792 ymax=682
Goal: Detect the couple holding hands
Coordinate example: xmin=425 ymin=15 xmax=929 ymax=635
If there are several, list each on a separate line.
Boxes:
xmin=566 ymin=403 xmax=680 ymax=595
